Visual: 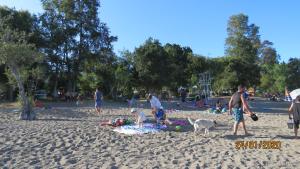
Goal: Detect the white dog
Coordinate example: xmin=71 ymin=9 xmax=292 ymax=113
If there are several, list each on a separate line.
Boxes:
xmin=188 ymin=118 xmax=217 ymax=135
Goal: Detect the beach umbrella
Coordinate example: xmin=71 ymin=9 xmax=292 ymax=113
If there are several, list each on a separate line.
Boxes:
xmin=289 ymin=88 xmax=300 ymax=100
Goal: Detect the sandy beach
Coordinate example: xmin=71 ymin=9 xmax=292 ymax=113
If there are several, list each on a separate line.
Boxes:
xmin=1 ymin=98 xmax=300 ymax=169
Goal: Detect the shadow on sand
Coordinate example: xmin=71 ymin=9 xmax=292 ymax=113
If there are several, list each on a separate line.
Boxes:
xmin=223 ymin=134 xmax=255 ymax=140
xmin=36 ymin=118 xmax=86 ymax=122
xmin=274 ymin=135 xmax=297 ymax=140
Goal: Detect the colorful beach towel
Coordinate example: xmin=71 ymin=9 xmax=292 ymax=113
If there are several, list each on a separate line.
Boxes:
xmin=171 ymin=120 xmax=189 ymax=126
xmin=113 ymin=123 xmax=167 ymax=135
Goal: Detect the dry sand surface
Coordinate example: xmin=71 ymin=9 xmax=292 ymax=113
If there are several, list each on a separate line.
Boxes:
xmin=1 ymin=98 xmax=300 ymax=169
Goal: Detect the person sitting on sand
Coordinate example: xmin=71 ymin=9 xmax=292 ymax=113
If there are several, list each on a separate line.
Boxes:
xmin=155 ymin=106 xmax=172 ymax=126
xmin=130 ymin=108 xmax=147 ymax=128
xmin=288 ymin=96 xmax=300 ymax=139
xmin=216 ymin=100 xmax=222 ymax=112
xmin=195 ymin=95 xmax=204 ymax=108
xmin=229 ymin=85 xmax=254 ymax=135
xmin=100 ymin=117 xmax=132 ymax=127
xmin=76 ymin=94 xmax=83 ymax=106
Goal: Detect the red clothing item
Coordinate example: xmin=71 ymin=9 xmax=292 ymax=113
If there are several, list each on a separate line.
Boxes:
xmin=35 ymin=100 xmax=44 ymax=108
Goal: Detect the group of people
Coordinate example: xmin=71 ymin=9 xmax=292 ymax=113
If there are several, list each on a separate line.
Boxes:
xmin=96 ymin=85 xmax=300 ymax=138
xmin=95 ymin=87 xmax=172 ymax=128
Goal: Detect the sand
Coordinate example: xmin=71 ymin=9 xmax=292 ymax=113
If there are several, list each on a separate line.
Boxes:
xmin=1 ymin=98 xmax=300 ymax=169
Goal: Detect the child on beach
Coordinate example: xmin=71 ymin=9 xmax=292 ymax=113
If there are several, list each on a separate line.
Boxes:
xmin=155 ymin=106 xmax=172 ymax=126
xmin=288 ymin=96 xmax=300 ymax=139
xmin=130 ymin=108 xmax=147 ymax=128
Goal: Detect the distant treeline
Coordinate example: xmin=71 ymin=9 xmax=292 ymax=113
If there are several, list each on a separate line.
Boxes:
xmin=1 ymin=0 xmax=300 ymax=102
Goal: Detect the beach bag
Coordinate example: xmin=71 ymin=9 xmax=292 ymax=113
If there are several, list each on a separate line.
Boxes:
xmin=287 ymin=118 xmax=294 ymax=129
xmin=250 ymin=114 xmax=258 ymax=121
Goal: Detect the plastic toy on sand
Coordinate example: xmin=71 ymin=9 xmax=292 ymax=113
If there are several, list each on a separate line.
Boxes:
xmin=175 ymin=126 xmax=182 ymax=131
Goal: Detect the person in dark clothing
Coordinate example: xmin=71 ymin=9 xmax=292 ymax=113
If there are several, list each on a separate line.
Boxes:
xmin=288 ymin=96 xmax=300 ymax=139
xmin=229 ymin=85 xmax=254 ymax=135
xmin=180 ymin=88 xmax=187 ymax=103
xmin=94 ymin=87 xmax=103 ymax=115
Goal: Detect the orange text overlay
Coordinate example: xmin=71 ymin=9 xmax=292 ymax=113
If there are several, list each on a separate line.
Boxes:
xmin=235 ymin=140 xmax=281 ymax=150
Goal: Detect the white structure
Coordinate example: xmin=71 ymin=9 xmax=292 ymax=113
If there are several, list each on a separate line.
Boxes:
xmin=199 ymin=72 xmax=213 ymax=99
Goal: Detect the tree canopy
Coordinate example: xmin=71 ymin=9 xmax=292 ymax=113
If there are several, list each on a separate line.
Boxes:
xmin=0 ymin=2 xmax=299 ymax=115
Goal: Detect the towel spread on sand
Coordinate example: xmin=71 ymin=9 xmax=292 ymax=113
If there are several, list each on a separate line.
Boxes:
xmin=113 ymin=123 xmax=167 ymax=135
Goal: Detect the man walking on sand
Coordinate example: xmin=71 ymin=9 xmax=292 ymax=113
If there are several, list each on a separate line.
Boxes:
xmin=229 ymin=85 xmax=254 ymax=135
xmin=94 ymin=87 xmax=103 ymax=115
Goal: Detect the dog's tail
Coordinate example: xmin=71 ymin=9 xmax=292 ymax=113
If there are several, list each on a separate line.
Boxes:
xmin=187 ymin=117 xmax=194 ymax=125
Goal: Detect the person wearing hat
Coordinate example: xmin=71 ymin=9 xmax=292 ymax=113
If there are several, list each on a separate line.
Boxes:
xmin=229 ymin=85 xmax=254 ymax=135
xmin=288 ymin=96 xmax=300 ymax=139
xmin=131 ymin=108 xmax=147 ymax=128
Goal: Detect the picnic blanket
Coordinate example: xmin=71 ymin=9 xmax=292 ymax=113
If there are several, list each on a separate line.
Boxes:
xmin=171 ymin=119 xmax=189 ymax=126
xmin=113 ymin=123 xmax=167 ymax=135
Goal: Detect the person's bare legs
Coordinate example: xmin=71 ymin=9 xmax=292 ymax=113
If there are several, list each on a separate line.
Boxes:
xmin=241 ymin=120 xmax=249 ymax=135
xmin=233 ymin=121 xmax=239 ymax=135
xmin=95 ymin=107 xmax=101 ymax=115
xmin=151 ymin=108 xmax=156 ymax=119
xmin=294 ymin=127 xmax=298 ymax=139
xmin=164 ymin=118 xmax=173 ymax=125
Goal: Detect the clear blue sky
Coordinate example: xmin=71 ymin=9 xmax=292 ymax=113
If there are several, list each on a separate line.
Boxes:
xmin=1 ymin=0 xmax=299 ymax=62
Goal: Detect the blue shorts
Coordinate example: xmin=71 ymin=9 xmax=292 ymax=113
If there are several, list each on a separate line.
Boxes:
xmin=95 ymin=100 xmax=102 ymax=108
xmin=233 ymin=108 xmax=244 ymax=122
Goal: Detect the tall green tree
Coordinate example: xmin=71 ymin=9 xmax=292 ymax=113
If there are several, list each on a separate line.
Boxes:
xmin=0 ymin=6 xmax=45 ymax=101
xmin=223 ymin=13 xmax=261 ymax=88
xmin=134 ymin=38 xmax=169 ymax=92
xmin=260 ymin=40 xmax=280 ymax=65
xmin=41 ymin=0 xmax=117 ymax=95
xmin=286 ymin=58 xmax=300 ymax=89
xmin=0 ymin=28 xmax=43 ymax=120
xmin=164 ymin=44 xmax=192 ymax=92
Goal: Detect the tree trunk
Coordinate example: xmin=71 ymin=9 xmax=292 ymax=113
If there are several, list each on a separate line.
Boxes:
xmin=52 ymin=78 xmax=58 ymax=100
xmin=53 ymin=66 xmax=59 ymax=99
xmin=7 ymin=85 xmax=14 ymax=102
xmin=9 ymin=65 xmax=35 ymax=120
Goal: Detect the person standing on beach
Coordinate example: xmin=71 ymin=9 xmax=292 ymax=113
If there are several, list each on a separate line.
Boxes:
xmin=147 ymin=94 xmax=162 ymax=118
xmin=179 ymin=87 xmax=187 ymax=103
xmin=228 ymin=85 xmax=254 ymax=135
xmin=94 ymin=87 xmax=103 ymax=115
xmin=288 ymin=96 xmax=300 ymax=139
